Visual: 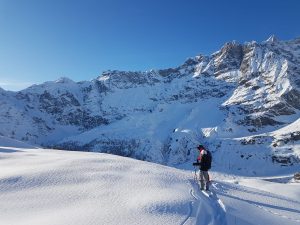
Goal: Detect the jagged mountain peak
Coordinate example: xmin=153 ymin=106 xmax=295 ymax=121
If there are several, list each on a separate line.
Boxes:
xmin=98 ymin=70 xmax=150 ymax=81
xmin=265 ymin=34 xmax=279 ymax=43
xmin=54 ymin=77 xmax=75 ymax=84
xmin=222 ymin=40 xmax=241 ymax=48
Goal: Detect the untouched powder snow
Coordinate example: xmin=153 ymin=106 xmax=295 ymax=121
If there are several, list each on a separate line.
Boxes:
xmin=1 ymin=138 xmax=300 ymax=225
xmin=0 ymin=152 xmax=189 ymax=225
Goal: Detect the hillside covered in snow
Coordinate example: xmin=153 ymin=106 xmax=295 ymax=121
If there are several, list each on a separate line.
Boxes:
xmin=0 ymin=137 xmax=300 ymax=225
xmin=0 ymin=36 xmax=300 ymax=174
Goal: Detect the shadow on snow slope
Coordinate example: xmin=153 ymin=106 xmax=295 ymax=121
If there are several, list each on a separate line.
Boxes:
xmin=181 ymin=179 xmax=227 ymax=225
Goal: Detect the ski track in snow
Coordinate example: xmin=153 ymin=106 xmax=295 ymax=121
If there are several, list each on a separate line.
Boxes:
xmin=179 ymin=189 xmax=197 ymax=225
xmin=181 ymin=179 xmax=227 ymax=225
xmin=213 ymin=181 xmax=300 ymax=225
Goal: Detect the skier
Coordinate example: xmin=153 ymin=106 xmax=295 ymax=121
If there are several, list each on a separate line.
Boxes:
xmin=196 ymin=145 xmax=212 ymax=191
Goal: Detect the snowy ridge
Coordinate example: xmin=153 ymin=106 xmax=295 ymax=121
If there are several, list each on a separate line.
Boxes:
xmin=0 ymin=36 xmax=300 ymax=174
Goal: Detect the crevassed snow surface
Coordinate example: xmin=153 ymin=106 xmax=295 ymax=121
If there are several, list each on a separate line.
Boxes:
xmin=0 ymin=137 xmax=299 ymax=225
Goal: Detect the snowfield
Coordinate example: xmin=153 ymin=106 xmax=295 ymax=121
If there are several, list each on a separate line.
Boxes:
xmin=1 ymin=137 xmax=300 ymax=225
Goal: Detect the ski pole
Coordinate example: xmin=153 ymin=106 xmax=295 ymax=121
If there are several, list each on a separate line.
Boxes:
xmin=194 ymin=166 xmax=198 ymax=181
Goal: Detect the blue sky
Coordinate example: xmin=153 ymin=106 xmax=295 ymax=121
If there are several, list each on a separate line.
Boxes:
xmin=0 ymin=0 xmax=300 ymax=91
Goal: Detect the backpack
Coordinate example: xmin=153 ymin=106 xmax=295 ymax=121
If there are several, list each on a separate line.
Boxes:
xmin=201 ymin=150 xmax=212 ymax=170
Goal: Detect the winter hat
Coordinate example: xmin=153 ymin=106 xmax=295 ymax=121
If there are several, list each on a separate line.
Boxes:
xmin=197 ymin=145 xmax=204 ymax=150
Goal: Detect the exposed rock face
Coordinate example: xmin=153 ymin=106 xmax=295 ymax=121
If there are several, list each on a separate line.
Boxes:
xmin=0 ymin=36 xmax=299 ymax=172
xmin=295 ymin=172 xmax=300 ymax=181
xmin=214 ymin=41 xmax=244 ymax=75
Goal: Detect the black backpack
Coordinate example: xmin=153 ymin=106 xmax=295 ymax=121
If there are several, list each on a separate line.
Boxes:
xmin=201 ymin=150 xmax=212 ymax=170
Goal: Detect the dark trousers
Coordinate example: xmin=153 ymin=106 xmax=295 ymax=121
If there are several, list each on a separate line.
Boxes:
xmin=200 ymin=170 xmax=210 ymax=190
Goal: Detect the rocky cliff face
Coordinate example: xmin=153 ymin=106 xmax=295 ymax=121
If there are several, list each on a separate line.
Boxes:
xmin=0 ymin=36 xmax=299 ymax=174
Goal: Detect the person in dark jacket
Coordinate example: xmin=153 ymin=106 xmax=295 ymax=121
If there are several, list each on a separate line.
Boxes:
xmin=196 ymin=145 xmax=211 ymax=191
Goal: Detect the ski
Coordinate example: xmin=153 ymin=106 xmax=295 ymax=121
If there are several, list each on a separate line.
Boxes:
xmin=201 ymin=189 xmax=213 ymax=197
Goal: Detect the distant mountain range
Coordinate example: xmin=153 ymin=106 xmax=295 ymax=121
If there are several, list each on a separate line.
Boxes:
xmin=1 ymin=35 xmax=299 ymax=175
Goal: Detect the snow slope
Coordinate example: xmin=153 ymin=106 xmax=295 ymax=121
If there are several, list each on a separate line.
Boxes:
xmin=0 ymin=137 xmax=203 ymax=225
xmin=211 ymin=178 xmax=300 ymax=225
xmin=1 ymin=138 xmax=299 ymax=225
xmin=0 ymin=135 xmax=36 ymax=149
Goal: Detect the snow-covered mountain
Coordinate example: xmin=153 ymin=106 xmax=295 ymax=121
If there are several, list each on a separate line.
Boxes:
xmin=0 ymin=36 xmax=300 ymax=174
